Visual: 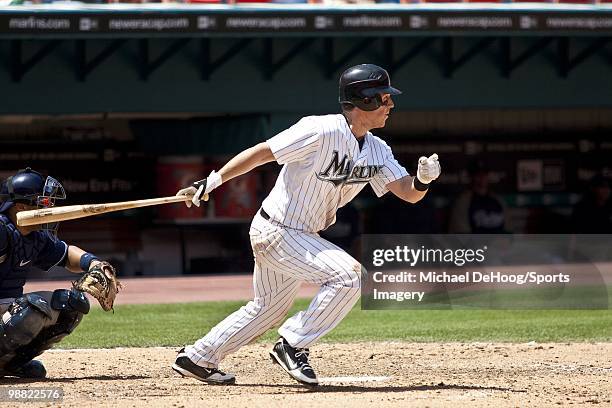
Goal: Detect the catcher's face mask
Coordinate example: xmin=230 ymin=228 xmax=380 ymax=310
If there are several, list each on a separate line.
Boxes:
xmin=38 ymin=176 xmax=66 ymax=236
xmin=38 ymin=176 xmax=66 ymax=208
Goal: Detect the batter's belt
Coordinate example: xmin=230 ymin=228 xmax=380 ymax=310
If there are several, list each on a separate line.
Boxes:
xmin=259 ymin=208 xmax=271 ymax=221
xmin=258 ymin=208 xmax=317 ymax=234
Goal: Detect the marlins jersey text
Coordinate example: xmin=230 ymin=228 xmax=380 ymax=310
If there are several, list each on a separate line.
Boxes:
xmin=262 ymin=114 xmax=409 ymax=232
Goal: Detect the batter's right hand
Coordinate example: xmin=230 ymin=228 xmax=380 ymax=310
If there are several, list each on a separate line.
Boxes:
xmin=176 ymin=186 xmax=197 ymax=208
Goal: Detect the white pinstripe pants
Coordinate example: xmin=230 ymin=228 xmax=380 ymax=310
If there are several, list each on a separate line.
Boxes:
xmin=185 ymin=211 xmax=361 ymax=368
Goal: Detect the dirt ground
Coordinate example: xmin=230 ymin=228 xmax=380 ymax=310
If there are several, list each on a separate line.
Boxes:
xmin=1 ymin=342 xmax=609 ymax=408
xmin=17 ymin=276 xmax=612 ymax=407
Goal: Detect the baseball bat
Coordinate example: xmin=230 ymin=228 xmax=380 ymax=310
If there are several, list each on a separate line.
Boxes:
xmin=16 ymin=194 xmax=208 ymax=227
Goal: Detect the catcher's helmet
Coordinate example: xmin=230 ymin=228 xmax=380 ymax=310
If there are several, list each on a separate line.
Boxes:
xmin=0 ymin=168 xmax=66 ymax=213
xmin=338 ymin=64 xmax=401 ymax=111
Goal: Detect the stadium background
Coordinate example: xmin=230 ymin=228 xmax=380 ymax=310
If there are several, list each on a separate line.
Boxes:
xmin=0 ymin=3 xmax=611 ymax=279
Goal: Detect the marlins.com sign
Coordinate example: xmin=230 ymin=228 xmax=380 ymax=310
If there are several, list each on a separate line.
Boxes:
xmin=8 ymin=17 xmax=70 ymax=30
xmin=342 ymin=15 xmax=403 ymax=28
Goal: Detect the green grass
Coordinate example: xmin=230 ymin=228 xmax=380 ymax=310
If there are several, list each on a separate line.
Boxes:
xmin=60 ymin=299 xmax=612 ymax=348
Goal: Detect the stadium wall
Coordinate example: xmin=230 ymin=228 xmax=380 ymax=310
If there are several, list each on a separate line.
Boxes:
xmin=1 ymin=37 xmax=611 ymax=115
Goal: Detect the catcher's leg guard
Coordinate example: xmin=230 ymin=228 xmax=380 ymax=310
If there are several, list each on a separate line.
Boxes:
xmin=50 ymin=288 xmax=90 ymax=315
xmin=0 ymin=293 xmax=55 ymax=367
xmin=4 ymin=289 xmax=89 ymax=371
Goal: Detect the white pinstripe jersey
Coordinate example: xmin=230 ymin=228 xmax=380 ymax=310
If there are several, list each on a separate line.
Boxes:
xmin=262 ymin=114 xmax=409 ymax=233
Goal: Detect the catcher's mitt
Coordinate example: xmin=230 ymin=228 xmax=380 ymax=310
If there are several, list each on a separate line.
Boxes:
xmin=73 ymin=261 xmax=122 ymax=311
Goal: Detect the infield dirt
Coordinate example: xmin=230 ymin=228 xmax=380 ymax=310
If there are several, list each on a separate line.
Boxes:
xmin=2 ymin=342 xmax=610 ymax=407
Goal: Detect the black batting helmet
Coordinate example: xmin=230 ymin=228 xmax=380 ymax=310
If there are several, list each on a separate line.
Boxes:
xmin=338 ymin=64 xmax=401 ymax=111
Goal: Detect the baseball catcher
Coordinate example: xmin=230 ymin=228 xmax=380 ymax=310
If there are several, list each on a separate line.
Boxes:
xmin=0 ymin=168 xmax=121 ymax=378
xmin=173 ymin=64 xmax=441 ymax=386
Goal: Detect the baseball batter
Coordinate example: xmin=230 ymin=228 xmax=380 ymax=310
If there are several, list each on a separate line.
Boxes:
xmin=173 ymin=64 xmax=441 ymax=386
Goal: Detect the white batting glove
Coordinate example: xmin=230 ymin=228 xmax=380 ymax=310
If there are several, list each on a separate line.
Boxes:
xmin=191 ymin=170 xmax=222 ymax=207
xmin=417 ymin=153 xmax=441 ymax=185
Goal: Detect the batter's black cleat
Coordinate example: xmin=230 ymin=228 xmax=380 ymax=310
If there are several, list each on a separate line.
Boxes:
xmin=1 ymin=360 xmax=47 ymax=379
xmin=172 ymin=348 xmax=235 ymax=385
xmin=270 ymin=337 xmax=318 ymax=386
